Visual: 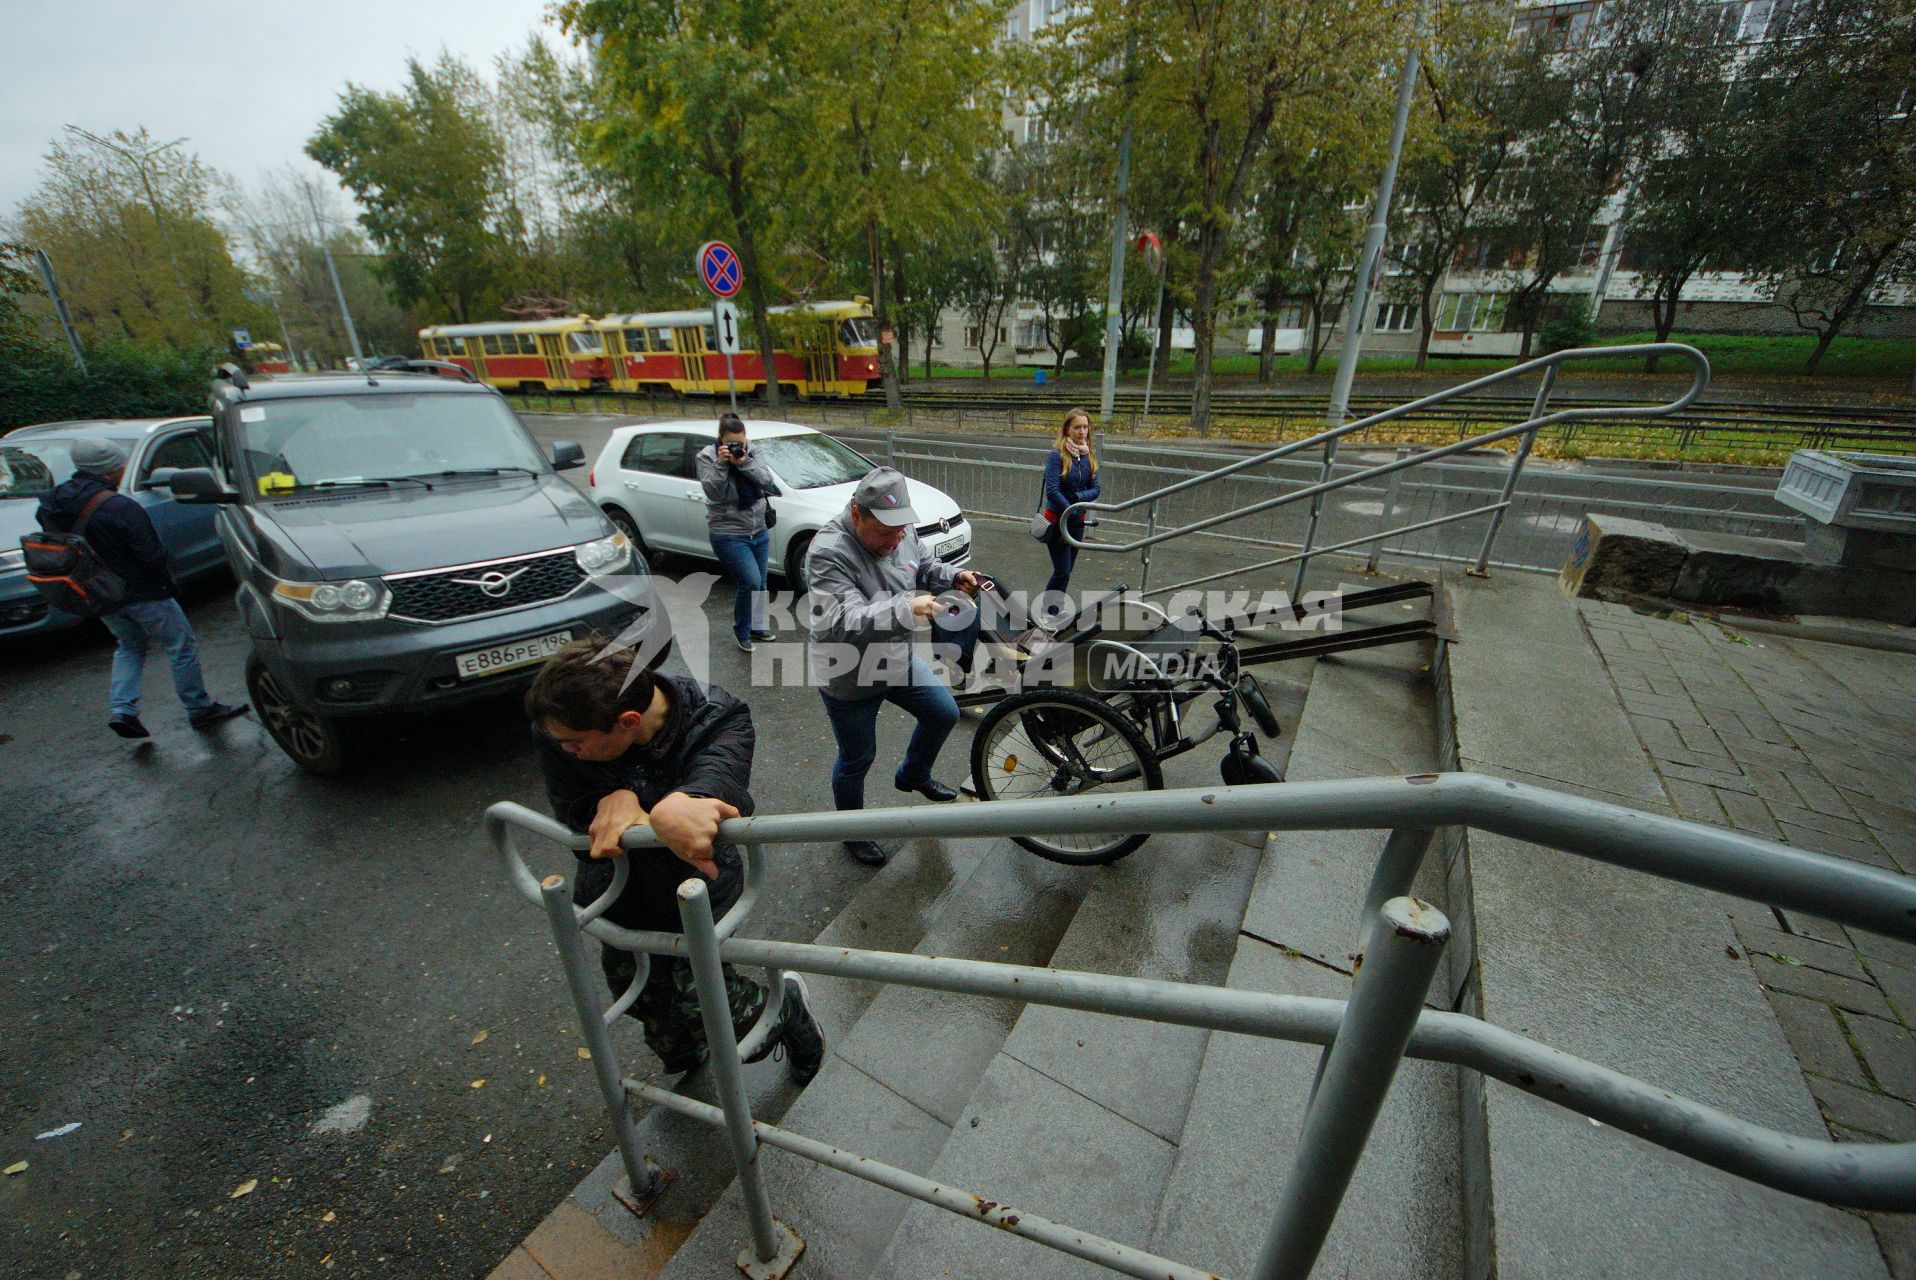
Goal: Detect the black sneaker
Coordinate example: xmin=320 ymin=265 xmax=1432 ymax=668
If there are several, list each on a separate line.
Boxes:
xmin=735 ymin=634 xmax=754 ymax=653
xmin=190 ymin=702 xmax=250 ymax=730
xmin=108 ymin=715 xmax=150 ymax=739
xmin=750 ymin=628 xmax=777 ymax=642
xmin=771 ymin=975 xmax=825 ymax=1087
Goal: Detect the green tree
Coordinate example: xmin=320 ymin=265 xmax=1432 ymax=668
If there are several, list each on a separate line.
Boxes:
xmin=494 ymin=36 xmax=681 ymax=309
xmin=1623 ymin=7 xmax=1757 ymax=371
xmin=1384 ymin=0 xmax=1515 ymax=369
xmin=308 ymin=55 xmax=519 ymax=322
xmin=785 ymin=0 xmax=1009 ymax=410
xmin=1739 ymin=0 xmax=1916 ymax=374
xmin=1075 ymin=0 xmax=1400 ymax=430
xmin=558 ymin=2 xmax=800 ymax=406
xmin=9 ymin=130 xmax=266 ymax=354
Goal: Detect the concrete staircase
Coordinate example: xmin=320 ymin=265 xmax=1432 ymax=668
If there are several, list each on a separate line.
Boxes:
xmin=650 ymin=626 xmax=1464 ymax=1279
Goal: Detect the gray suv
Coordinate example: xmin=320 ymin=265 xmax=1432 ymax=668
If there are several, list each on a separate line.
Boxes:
xmin=172 ymin=362 xmax=668 ymax=774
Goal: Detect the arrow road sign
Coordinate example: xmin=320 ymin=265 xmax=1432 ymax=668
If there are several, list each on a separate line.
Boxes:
xmin=713 ymin=300 xmax=742 ymax=355
xmin=698 ymin=240 xmax=743 ymax=298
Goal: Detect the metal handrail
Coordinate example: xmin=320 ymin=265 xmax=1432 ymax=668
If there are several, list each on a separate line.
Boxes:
xmin=1058 ymin=342 xmax=1710 ymax=593
xmin=490 ymin=769 xmax=1915 ymax=1280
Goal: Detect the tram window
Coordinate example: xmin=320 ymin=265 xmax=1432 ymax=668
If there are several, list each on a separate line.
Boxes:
xmin=838 ymin=317 xmax=876 ymax=347
xmin=519 ymin=334 xmax=538 ymax=354
xmin=420 ymin=339 xmax=438 ymax=357
xmin=699 ymin=326 xmax=715 ymax=350
xmin=481 ymin=335 xmax=503 ymax=355
xmin=446 ymin=336 xmax=467 ymax=355
xmin=623 ymin=328 xmax=650 ymax=353
xmin=566 ymin=330 xmax=605 ymax=355
xmin=652 ymin=326 xmax=675 ymax=349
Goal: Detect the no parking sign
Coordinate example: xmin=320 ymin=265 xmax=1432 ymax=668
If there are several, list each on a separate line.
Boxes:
xmin=698 ymin=241 xmax=742 ymax=298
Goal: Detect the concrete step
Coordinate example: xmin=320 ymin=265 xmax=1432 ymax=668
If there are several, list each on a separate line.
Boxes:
xmin=1147 ymin=639 xmax=1465 ymax=1280
xmin=651 ymin=831 xmax=1099 ymax=1280
xmin=1437 ymin=568 xmax=1886 ymax=1280
xmin=505 ymin=830 xmax=999 ymax=1279
xmin=862 ymin=701 xmax=1297 ymax=1280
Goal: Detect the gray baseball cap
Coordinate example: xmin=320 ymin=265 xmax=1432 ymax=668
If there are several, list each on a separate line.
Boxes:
xmin=70 ymin=436 xmax=127 ymax=475
xmin=852 ymin=466 xmax=918 ymax=526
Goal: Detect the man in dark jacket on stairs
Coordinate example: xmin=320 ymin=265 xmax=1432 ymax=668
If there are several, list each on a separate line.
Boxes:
xmin=527 ymin=636 xmax=825 ymax=1085
xmin=36 ymin=435 xmax=247 ymax=739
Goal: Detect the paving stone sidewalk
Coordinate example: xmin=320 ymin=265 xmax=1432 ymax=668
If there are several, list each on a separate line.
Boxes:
xmin=1577 ymin=599 xmax=1916 ymax=1273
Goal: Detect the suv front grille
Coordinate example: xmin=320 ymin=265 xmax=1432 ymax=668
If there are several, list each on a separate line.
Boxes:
xmin=386 ymin=549 xmax=587 ymax=623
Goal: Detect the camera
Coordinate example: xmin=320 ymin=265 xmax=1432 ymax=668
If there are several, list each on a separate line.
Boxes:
xmin=726 ymin=441 xmax=745 ymax=459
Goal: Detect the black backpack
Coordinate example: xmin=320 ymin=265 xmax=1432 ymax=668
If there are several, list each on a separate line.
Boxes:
xmin=20 ymin=490 xmax=129 ymax=617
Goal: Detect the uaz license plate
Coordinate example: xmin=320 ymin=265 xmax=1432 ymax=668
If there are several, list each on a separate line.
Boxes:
xmin=455 ymin=630 xmax=574 ymax=679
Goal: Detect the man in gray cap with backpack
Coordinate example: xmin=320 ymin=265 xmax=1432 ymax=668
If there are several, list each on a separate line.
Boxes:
xmin=33 ymin=435 xmax=247 ymax=739
xmin=805 ymin=466 xmax=984 ymax=866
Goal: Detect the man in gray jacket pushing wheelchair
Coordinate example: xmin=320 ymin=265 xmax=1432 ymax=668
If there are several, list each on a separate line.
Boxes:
xmin=805 ymin=467 xmax=984 ymax=866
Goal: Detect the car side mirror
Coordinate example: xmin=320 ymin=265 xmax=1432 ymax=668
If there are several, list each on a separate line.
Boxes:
xmin=552 ymin=440 xmax=585 ymax=471
xmin=143 ymin=467 xmax=180 ymax=491
xmin=169 ymin=467 xmax=242 ymax=504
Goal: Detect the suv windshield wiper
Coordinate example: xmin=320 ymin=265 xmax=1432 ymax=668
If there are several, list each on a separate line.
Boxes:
xmin=402 ymin=466 xmax=540 ymax=480
xmin=280 ymin=476 xmax=435 ymax=493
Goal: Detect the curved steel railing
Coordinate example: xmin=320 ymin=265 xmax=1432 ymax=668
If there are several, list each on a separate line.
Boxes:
xmin=1058 ymin=343 xmax=1711 ymax=594
xmin=489 ymin=768 xmax=1915 ymax=1280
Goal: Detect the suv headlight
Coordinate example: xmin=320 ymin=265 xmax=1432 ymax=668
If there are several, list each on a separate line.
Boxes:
xmin=271 ymin=576 xmax=390 ymax=622
xmin=574 ymin=531 xmax=632 ymax=576
xmin=0 ymin=549 xmax=23 ymax=575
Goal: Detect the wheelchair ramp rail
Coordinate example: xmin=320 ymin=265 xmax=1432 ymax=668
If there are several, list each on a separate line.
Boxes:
xmin=488 ymin=771 xmax=1916 ymax=1280
xmin=1056 ymin=343 xmax=1710 ymax=596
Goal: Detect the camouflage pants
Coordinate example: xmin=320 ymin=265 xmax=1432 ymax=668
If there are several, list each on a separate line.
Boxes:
xmin=601 ymin=946 xmax=767 ymax=1074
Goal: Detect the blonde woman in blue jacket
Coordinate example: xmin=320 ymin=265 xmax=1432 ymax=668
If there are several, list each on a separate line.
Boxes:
xmin=1039 ymin=408 xmax=1100 ymax=597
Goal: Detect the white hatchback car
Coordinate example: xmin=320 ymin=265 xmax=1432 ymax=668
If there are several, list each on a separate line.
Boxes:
xmin=588 ymin=420 xmax=973 ymax=586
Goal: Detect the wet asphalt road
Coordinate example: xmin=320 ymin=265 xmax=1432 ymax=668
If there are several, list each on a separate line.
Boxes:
xmin=0 ymin=413 xmax=1316 ymax=1279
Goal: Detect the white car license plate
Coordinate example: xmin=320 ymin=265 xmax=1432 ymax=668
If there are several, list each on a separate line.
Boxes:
xmin=456 ymin=630 xmax=574 ymax=680
xmin=939 ymin=538 xmax=970 ymax=561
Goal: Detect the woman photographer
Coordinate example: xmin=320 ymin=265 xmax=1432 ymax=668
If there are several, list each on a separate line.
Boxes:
xmin=696 ymin=413 xmax=782 ymax=651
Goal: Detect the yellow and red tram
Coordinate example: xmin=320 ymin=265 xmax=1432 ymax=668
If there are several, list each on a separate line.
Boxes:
xmin=418 ymin=299 xmax=879 ymax=399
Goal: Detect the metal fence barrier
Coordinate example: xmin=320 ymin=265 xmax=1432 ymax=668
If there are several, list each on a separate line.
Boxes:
xmin=1050 ymin=344 xmax=1710 ymax=594
xmin=827 ymin=427 xmax=1797 ymax=585
xmin=488 ymin=772 xmax=1916 ymax=1280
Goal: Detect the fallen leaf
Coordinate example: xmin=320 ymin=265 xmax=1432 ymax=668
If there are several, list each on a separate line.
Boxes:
xmin=230 ymin=1179 xmax=258 ymax=1199
xmin=470 ymin=1030 xmax=489 ymax=1046
xmin=321 ymin=1211 xmax=336 ymax=1223
xmin=4 ymin=1161 xmax=26 ymax=1176
xmin=469 ymin=1079 xmax=486 ymax=1090
xmin=34 ymin=1122 xmax=81 ymax=1141
xmin=537 ymin=1074 xmax=547 ymax=1087
xmin=576 ymin=1048 xmax=591 ymax=1061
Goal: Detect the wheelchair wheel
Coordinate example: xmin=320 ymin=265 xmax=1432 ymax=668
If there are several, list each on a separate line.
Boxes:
xmin=970 ymin=689 xmax=1163 ymax=865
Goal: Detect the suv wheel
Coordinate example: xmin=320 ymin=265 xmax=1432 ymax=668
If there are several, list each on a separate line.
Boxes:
xmin=248 ymin=655 xmax=361 ymax=776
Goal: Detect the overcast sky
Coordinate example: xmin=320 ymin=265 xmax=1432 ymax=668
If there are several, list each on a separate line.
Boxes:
xmin=1 ymin=0 xmax=561 ymax=218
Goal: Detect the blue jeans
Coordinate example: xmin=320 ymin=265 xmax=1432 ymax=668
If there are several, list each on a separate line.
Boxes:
xmin=820 ymin=658 xmax=960 ymax=811
xmin=710 ymin=529 xmax=770 ymax=641
xmin=1043 ymin=517 xmax=1083 ymax=597
xmin=99 ymin=598 xmax=216 ymax=721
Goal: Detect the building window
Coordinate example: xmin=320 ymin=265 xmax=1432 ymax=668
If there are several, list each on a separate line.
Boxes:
xmin=932 ymin=324 xmax=946 ymax=348
xmin=964 ymin=326 xmax=982 ymax=349
xmin=1375 ymin=302 xmax=1418 ymax=333
xmin=1577 ymin=224 xmax=1609 ymax=269
xmin=1434 ymin=292 xmax=1510 ymax=333
xmin=1015 ymin=320 xmax=1042 ymax=349
xmin=1511 ymin=2 xmax=1606 ymax=50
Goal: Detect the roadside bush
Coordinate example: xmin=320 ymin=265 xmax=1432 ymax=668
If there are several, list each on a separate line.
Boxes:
xmin=0 ymin=329 xmax=213 ymax=431
xmin=1539 ymin=296 xmax=1597 ymax=355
